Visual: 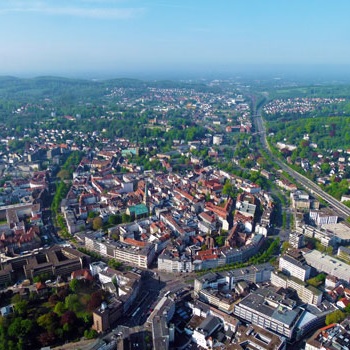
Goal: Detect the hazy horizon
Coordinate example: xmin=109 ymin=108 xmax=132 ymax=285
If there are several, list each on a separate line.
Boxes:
xmin=1 ymin=0 xmax=350 ymax=81
xmin=2 ymin=64 xmax=350 ymax=84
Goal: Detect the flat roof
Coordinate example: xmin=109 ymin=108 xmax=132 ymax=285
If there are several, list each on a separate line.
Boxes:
xmin=322 ymin=223 xmax=350 ymax=241
xmin=303 ymin=250 xmax=350 ymax=282
xmin=239 ymin=290 xmax=299 ymax=327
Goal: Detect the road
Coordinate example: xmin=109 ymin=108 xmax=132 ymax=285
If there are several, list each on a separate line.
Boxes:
xmin=254 ymin=113 xmax=350 ymax=220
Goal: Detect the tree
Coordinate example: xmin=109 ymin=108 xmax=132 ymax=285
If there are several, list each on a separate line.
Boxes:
xmin=307 ymin=273 xmax=326 ymax=287
xmin=108 ymin=214 xmax=121 ymax=225
xmin=121 ymin=213 xmax=131 ymax=223
xmin=7 ymin=317 xmax=22 ymax=338
xmin=13 ymin=300 xmax=28 ymax=316
xmin=84 ymin=329 xmax=98 ymax=339
xmin=88 ymin=211 xmax=97 ymax=219
xmin=64 ymin=294 xmax=81 ymax=313
xmin=37 ymin=312 xmax=60 ymax=333
xmin=87 ymin=291 xmax=103 ymax=312
xmin=37 ymin=332 xmax=56 ymax=347
xmin=54 ymin=301 xmax=66 ymax=317
xmin=57 ymin=169 xmax=70 ymax=180
xmin=325 ymin=310 xmax=345 ymax=325
xmin=69 ymin=278 xmax=79 ymax=293
xmin=108 ymin=259 xmax=123 ymax=270
xmin=92 ymin=216 xmax=103 ymax=230
xmin=57 ymin=287 xmax=69 ymax=301
xmin=222 ymin=180 xmax=235 ymax=198
xmin=215 ymin=235 xmax=226 ymax=247
xmin=281 ymin=242 xmax=290 ymax=254
xmin=48 ymin=294 xmax=59 ymax=306
xmin=60 ymin=310 xmax=77 ymax=327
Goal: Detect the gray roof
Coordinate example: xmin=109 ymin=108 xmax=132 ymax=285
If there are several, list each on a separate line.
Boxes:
xmin=271 ymin=308 xmax=299 ymax=327
xmin=197 ymin=315 xmax=222 ymax=335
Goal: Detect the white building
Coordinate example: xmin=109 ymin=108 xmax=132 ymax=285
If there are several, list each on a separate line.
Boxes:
xmin=310 ymin=210 xmax=338 ymax=226
xmin=192 ymin=315 xmax=223 ymax=349
xmin=279 ymin=254 xmax=311 ymax=282
xmin=303 ymin=250 xmax=350 ymax=282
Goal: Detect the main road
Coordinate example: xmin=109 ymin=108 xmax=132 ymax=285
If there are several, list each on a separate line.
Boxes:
xmin=254 ymin=113 xmax=350 ymax=220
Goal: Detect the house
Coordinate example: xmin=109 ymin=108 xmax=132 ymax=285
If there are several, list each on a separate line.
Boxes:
xmin=71 ymin=269 xmax=94 ymax=282
xmin=35 ymin=282 xmax=49 ymax=297
xmin=192 ymin=315 xmax=223 ymax=349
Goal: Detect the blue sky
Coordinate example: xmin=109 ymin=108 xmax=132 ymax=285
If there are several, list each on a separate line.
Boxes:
xmin=1 ymin=0 xmax=350 ymax=78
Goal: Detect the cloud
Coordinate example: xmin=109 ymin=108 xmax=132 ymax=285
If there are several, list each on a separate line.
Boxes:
xmin=0 ymin=1 xmax=144 ymax=19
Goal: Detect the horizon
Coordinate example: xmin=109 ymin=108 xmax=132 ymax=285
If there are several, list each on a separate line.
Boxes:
xmin=2 ymin=64 xmax=350 ymax=83
xmin=1 ymin=1 xmax=350 ymax=79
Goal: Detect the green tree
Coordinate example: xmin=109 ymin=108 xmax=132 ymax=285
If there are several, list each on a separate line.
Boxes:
xmin=281 ymin=242 xmax=290 ymax=254
xmin=325 ymin=310 xmax=345 ymax=325
xmin=13 ymin=300 xmax=28 ymax=317
xmin=88 ymin=211 xmax=97 ymax=219
xmin=108 ymin=214 xmax=121 ymax=225
xmin=54 ymin=301 xmax=66 ymax=317
xmin=37 ymin=312 xmax=60 ymax=333
xmin=69 ymin=278 xmax=79 ymax=293
xmin=222 ymin=180 xmax=235 ymax=198
xmin=108 ymin=259 xmax=123 ymax=270
xmin=121 ymin=213 xmax=131 ymax=223
xmin=215 ymin=236 xmax=226 ymax=247
xmin=92 ymin=217 xmax=103 ymax=230
xmin=64 ymin=294 xmax=81 ymax=313
xmin=84 ymin=329 xmax=98 ymax=339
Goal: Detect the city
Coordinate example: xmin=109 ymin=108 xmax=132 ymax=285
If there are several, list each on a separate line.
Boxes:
xmin=1 ymin=1 xmax=350 ymax=350
xmin=0 ymin=77 xmax=350 ymax=350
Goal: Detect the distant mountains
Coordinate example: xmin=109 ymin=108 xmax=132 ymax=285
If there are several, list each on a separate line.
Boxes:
xmin=0 ymin=76 xmax=218 ymax=102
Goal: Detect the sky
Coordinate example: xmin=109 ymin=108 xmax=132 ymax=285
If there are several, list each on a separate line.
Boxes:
xmin=1 ymin=0 xmax=350 ymax=78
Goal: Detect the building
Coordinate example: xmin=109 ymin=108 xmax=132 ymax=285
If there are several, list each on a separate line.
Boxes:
xmin=221 ymin=234 xmax=265 ymax=265
xmin=304 ymin=249 xmax=350 ymax=282
xmin=151 ymin=296 xmax=176 ymax=350
xmin=338 ymin=246 xmax=350 ymax=263
xmin=0 ymin=263 xmax=13 ymax=286
xmin=23 ymin=245 xmax=90 ymax=279
xmin=228 ymin=262 xmax=274 ymax=284
xmin=233 ymin=323 xmax=286 ymax=350
xmin=192 ymin=315 xmax=223 ymax=349
xmin=92 ymin=300 xmax=123 ymax=333
xmin=289 ymin=232 xmax=304 ymax=249
xmin=212 ymin=135 xmax=223 ymax=145
xmin=83 ymin=232 xmax=155 ymax=268
xmin=271 ymin=271 xmax=323 ymax=306
xmin=305 ymin=321 xmax=350 ymax=350
xmin=279 ymin=253 xmax=311 ymax=282
xmin=190 ymin=300 xmax=239 ymax=339
xmin=157 ymin=250 xmax=193 ymax=273
xmin=322 ymin=223 xmax=350 ymax=247
xmin=198 ymin=288 xmax=236 ymax=314
xmin=310 ymin=209 xmax=338 ymax=226
xmin=234 ymin=288 xmax=300 ymax=340
xmin=194 ymin=263 xmax=274 ymax=295
xmin=126 ymin=203 xmax=149 ymax=219
xmin=296 ymin=224 xmax=336 ymax=248
xmin=89 ymin=261 xmax=107 ymax=276
xmin=290 ymin=190 xmax=311 ymax=210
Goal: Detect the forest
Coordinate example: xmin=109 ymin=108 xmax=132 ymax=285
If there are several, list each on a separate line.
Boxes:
xmin=267 ymin=115 xmax=350 ymax=150
xmin=0 ymin=278 xmax=104 ymax=350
